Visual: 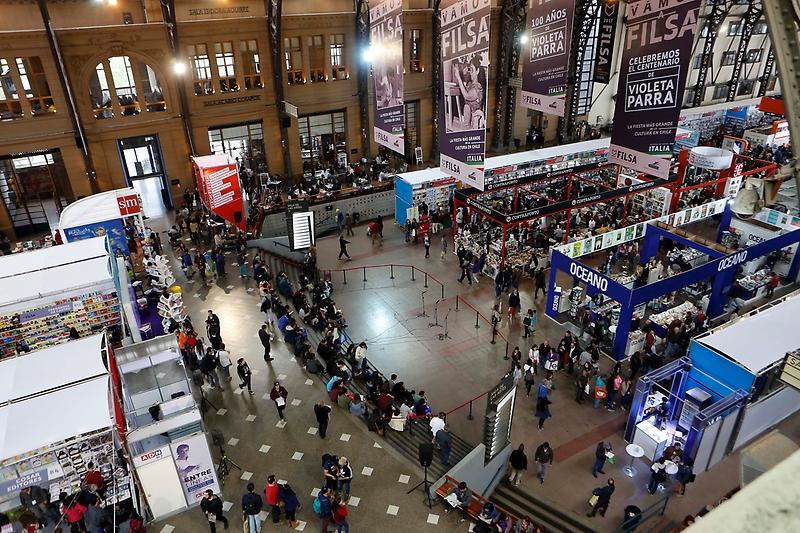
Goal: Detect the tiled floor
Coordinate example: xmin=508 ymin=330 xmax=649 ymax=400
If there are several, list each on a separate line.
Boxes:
xmin=148 ymin=216 xmax=800 ymax=532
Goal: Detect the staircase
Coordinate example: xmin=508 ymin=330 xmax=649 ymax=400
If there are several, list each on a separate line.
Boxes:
xmin=256 ymin=249 xmax=595 ymax=532
xmin=491 ymin=482 xmax=595 ymax=533
xmin=256 ymin=251 xmax=474 ymax=474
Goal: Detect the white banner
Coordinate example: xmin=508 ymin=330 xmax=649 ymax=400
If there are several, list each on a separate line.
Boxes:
xmin=170 ymin=434 xmax=220 ymax=504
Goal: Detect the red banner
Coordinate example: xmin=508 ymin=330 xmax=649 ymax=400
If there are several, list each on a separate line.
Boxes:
xmin=192 ymin=156 xmax=246 ymax=231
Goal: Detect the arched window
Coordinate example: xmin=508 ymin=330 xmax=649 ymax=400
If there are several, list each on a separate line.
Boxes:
xmin=89 ymin=56 xmax=165 ymax=119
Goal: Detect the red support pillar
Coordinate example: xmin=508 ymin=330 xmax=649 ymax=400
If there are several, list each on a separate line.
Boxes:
xmin=563 ymin=209 xmax=572 ymax=244
xmin=500 ymin=224 xmax=508 ymax=270
xmin=669 ymin=149 xmax=690 ymax=213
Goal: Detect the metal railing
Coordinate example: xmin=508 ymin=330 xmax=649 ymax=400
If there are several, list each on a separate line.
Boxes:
xmin=321 ymin=263 xmax=446 ymax=301
xmin=612 ymin=495 xmax=670 ymax=533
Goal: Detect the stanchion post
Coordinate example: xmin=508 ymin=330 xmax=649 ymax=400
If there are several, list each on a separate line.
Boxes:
xmin=468 ymin=401 xmax=474 ymax=421
xmin=491 ymin=324 xmax=497 ymax=344
xmin=390 ymin=264 xmax=394 ymax=279
xmin=343 ymin=270 xmax=347 ymax=285
xmin=411 ymin=266 xmax=416 ymax=281
xmin=475 ymin=310 xmax=479 ymax=329
xmin=441 ymin=284 xmax=444 ymax=300
xmin=424 ymin=272 xmax=428 ymax=288
xmin=504 ymin=341 xmax=509 ymax=360
xmin=456 ymin=295 xmax=459 ymax=311
xmin=363 ymin=266 xmax=367 ymax=282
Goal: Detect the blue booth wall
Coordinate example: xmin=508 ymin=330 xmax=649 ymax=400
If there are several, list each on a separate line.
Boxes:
xmin=394 ymin=177 xmax=413 ymax=226
xmin=685 ymin=340 xmax=755 ymax=402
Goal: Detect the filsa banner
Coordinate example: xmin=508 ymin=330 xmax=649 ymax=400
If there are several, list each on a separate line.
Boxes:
xmin=592 ymin=0 xmax=618 ymax=84
xmin=609 ymin=0 xmax=701 ymax=178
xmin=192 ymin=155 xmax=247 ymax=231
xmin=520 ymin=0 xmax=575 ymax=116
xmin=370 ymin=0 xmax=405 ymax=155
xmin=439 ymin=0 xmax=491 ymax=190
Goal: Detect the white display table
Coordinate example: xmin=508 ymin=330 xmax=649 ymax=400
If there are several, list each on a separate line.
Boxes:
xmin=634 ymin=421 xmax=669 ymax=461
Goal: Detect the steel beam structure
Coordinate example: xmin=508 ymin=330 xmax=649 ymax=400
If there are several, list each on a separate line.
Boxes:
xmin=756 ymin=45 xmax=775 ymax=97
xmin=726 ymin=0 xmax=762 ymax=102
xmin=562 ymin=0 xmax=598 ymax=142
xmin=356 ymin=0 xmax=371 ymax=160
xmin=161 ymin=0 xmax=195 ymax=158
xmin=36 ymin=0 xmax=99 ymax=193
xmin=431 ymin=0 xmax=442 ymax=160
xmin=762 ymin=0 xmax=800 ymax=207
xmin=266 ymin=0 xmax=293 ymax=177
xmin=492 ymin=0 xmax=525 ymax=150
xmin=691 ymin=0 xmax=728 ymax=108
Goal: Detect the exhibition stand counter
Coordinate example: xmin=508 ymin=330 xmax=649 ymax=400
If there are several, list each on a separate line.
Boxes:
xmin=0 ymin=334 xmax=132 ymax=514
xmin=394 ymin=168 xmax=456 ymax=226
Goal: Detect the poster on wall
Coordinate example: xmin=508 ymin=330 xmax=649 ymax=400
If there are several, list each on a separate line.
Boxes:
xmin=520 ymin=0 xmax=575 ymax=115
xmin=593 ymin=0 xmax=618 ymax=84
xmin=439 ymin=0 xmax=491 ymax=190
xmin=170 ymin=434 xmax=220 ymax=505
xmin=609 ymin=0 xmax=701 ymax=179
xmin=63 ymin=218 xmax=130 ymax=257
xmin=192 ymin=155 xmax=247 ymax=231
xmin=370 ymin=0 xmax=405 ymax=155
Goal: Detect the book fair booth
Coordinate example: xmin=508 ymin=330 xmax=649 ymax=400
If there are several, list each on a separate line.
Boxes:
xmin=115 ymin=335 xmax=220 ymax=520
xmin=623 ymin=291 xmax=800 ymax=477
xmin=544 ymin=202 xmax=800 ymax=361
xmin=0 ymin=334 xmax=133 ymax=519
xmin=0 ymin=237 xmax=124 ymax=358
xmin=393 ymin=167 xmax=456 ymax=227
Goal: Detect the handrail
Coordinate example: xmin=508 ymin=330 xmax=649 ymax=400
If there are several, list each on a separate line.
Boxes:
xmin=445 ymin=390 xmax=490 ymax=416
xmin=612 ymin=494 xmax=670 ymax=533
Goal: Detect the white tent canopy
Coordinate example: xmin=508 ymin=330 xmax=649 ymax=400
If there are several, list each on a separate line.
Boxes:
xmin=0 ymin=334 xmax=107 ymax=404
xmin=699 ymin=295 xmax=800 ymax=374
xmin=58 ymin=188 xmax=138 ymax=229
xmin=396 ymin=167 xmax=452 ymax=187
xmin=0 ymin=376 xmax=112 ymax=461
xmin=193 ymin=154 xmax=232 ymax=167
xmin=0 ymin=237 xmax=108 ymax=280
xmin=484 ymin=138 xmax=610 ymax=170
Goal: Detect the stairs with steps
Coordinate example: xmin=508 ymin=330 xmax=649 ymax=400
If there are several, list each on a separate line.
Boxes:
xmin=256 ymin=248 xmax=601 ymax=533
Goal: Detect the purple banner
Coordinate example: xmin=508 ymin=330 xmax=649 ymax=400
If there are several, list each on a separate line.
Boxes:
xmin=439 ymin=0 xmax=491 ymax=190
xmin=19 ymin=301 xmax=74 ymax=323
xmin=520 ymin=0 xmax=575 ymax=116
xmin=370 ymin=0 xmax=405 ymax=155
xmin=609 ymin=0 xmax=701 ymax=178
xmin=593 ymin=0 xmax=618 ymax=84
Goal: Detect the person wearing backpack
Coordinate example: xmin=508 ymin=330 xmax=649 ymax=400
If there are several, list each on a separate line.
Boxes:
xmin=313 ymin=486 xmax=333 ymax=532
xmin=522 ymin=309 xmax=537 ymax=338
xmin=523 ymin=359 xmax=536 ymax=397
xmin=241 ymin=483 xmax=263 ymax=533
xmin=593 ymin=374 xmax=607 ymax=409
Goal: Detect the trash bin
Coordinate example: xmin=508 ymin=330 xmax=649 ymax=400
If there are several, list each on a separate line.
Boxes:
xmin=623 ymin=505 xmax=642 ymax=531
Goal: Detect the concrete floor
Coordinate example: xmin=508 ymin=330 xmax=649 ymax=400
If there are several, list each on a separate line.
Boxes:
xmin=149 ymin=215 xmax=800 ymax=532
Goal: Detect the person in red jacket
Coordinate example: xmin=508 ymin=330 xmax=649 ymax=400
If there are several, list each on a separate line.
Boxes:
xmin=331 ymin=495 xmax=349 ymax=533
xmin=83 ymin=462 xmax=106 ymax=493
xmin=59 ymin=492 xmax=87 ymax=529
xmin=269 ymin=381 xmax=289 ymax=421
xmin=264 ymin=475 xmax=281 ymax=524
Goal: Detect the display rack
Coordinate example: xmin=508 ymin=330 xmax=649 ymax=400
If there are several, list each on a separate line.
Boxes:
xmin=157 ymin=291 xmax=188 ymax=329
xmin=145 ymin=255 xmax=176 ymax=291
xmin=0 ymin=291 xmax=120 ymax=359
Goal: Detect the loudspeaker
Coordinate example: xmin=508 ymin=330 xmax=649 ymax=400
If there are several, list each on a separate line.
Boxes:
xmin=211 ymin=430 xmax=225 ymax=447
xmin=281 ymin=116 xmax=291 ymax=129
xmin=418 ymin=443 xmax=433 ymax=467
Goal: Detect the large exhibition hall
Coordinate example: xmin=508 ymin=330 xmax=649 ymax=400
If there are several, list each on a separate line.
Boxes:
xmin=0 ymin=1 xmax=799 ymax=532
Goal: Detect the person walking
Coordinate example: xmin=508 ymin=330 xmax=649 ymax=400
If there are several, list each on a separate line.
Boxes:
xmin=314 ymin=486 xmax=333 ymax=533
xmin=279 ymin=483 xmax=301 ymax=528
xmin=766 ymin=271 xmax=779 ymax=297
xmin=206 ymin=310 xmax=223 ymax=349
xmin=523 ymin=359 xmax=536 ymax=397
xmin=336 ymin=209 xmax=344 ymax=234
xmin=264 ymin=475 xmax=281 ymax=524
xmin=258 ymin=324 xmax=274 ymax=362
xmin=241 ymin=483 xmax=264 ymax=533
xmin=648 ymin=456 xmax=668 ymax=494
xmin=675 ymin=459 xmax=694 ymax=496
xmin=534 ymin=442 xmax=553 ymax=484
xmin=269 ymin=381 xmax=289 ymax=420
xmin=338 ymin=236 xmax=351 ymax=261
xmin=592 ymin=442 xmax=609 ymax=478
xmin=331 ymin=495 xmax=349 ymax=533
xmin=535 ymin=392 xmax=551 ymax=431
xmin=200 ymin=349 xmax=224 ymax=390
xmin=440 ymin=234 xmax=447 ymax=260
xmin=345 ymin=213 xmax=354 ymax=236
xmin=201 ymin=490 xmax=228 ymax=532
xmin=458 ymin=255 xmax=473 ymax=285
xmin=522 ymin=309 xmax=537 ymax=338
xmin=593 ymin=374 xmax=607 ymax=409
xmin=424 ymin=233 xmax=431 ymax=258
xmin=508 ymin=444 xmax=528 ymax=486
xmin=236 ymin=358 xmax=254 ymax=394
xmin=337 ymin=457 xmax=353 ymax=499
xmin=534 ymin=267 xmax=546 ymax=299
xmin=314 ymin=400 xmax=332 ymax=438
xmin=434 ymin=425 xmax=453 ymax=466
xmin=508 ymin=290 xmax=521 ymax=320
xmin=216 ymin=343 xmax=232 ymax=382
xmin=587 ymin=478 xmax=615 ymax=518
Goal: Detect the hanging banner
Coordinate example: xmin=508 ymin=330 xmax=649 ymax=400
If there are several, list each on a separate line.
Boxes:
xmin=192 ymin=155 xmax=247 ymax=231
xmin=609 ymin=0 xmax=701 ymax=179
xmin=520 ymin=0 xmax=575 ymax=116
xmin=439 ymin=0 xmax=491 ymax=190
xmin=370 ymin=0 xmax=405 ymax=155
xmin=63 ymin=218 xmax=130 ymax=258
xmin=170 ymin=434 xmax=220 ymax=504
xmin=593 ymin=0 xmax=618 ymax=84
